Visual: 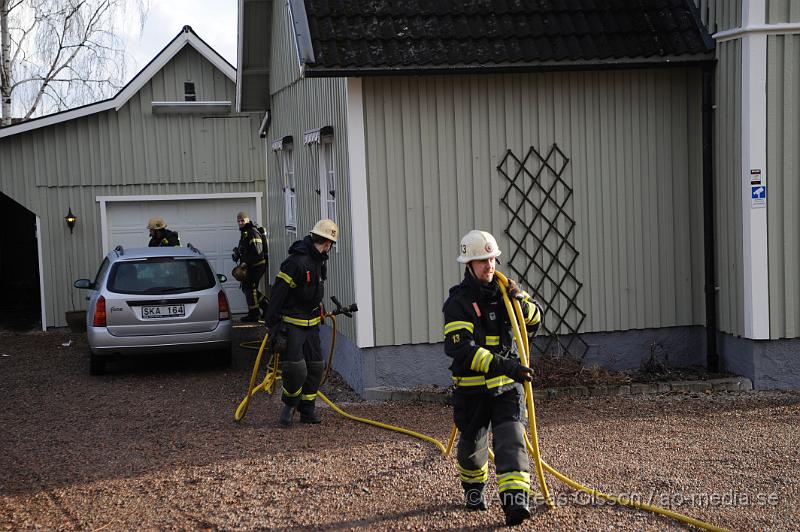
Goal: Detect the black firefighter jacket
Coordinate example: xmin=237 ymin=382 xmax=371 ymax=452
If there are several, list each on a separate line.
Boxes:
xmin=237 ymin=222 xmax=266 ymax=267
xmin=148 ymin=229 xmax=180 ymax=247
xmin=443 ymin=271 xmax=542 ymax=395
xmin=264 ymin=236 xmax=328 ymax=328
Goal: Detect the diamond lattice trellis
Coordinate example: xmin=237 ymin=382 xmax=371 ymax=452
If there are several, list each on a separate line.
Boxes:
xmin=498 ymin=144 xmax=588 ymax=359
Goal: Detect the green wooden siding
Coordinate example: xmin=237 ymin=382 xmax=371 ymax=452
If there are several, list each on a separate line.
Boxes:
xmin=714 ymin=40 xmax=745 ymax=337
xmin=270 ymin=0 xmax=302 ymax=95
xmin=363 ymin=70 xmax=707 ymax=346
xmin=767 ymin=33 xmax=800 ymax=338
xmin=767 ymin=0 xmax=800 ymax=23
xmin=695 ymin=0 xmax=742 ymax=33
xmin=265 ymin=5 xmax=355 ymax=339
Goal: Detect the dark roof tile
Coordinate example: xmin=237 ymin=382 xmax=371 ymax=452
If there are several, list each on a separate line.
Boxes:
xmin=557 ymin=12 xmax=577 ymax=35
xmin=571 ymin=11 xmax=590 ymax=34
xmin=578 ymin=34 xmax=598 ymax=59
xmin=492 ymin=0 xmax=510 ymax=15
xmin=303 ymin=0 xmax=713 ymax=71
xmin=307 ymin=0 xmax=330 ymax=17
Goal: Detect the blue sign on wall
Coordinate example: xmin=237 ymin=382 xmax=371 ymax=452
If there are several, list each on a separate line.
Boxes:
xmin=751 ymin=185 xmax=766 ymax=208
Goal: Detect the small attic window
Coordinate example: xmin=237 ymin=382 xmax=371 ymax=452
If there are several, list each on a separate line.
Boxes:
xmin=184 ymin=82 xmax=196 ymax=102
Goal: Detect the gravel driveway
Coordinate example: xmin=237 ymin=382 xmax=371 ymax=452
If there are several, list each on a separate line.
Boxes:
xmin=1 ymin=328 xmax=799 ymax=531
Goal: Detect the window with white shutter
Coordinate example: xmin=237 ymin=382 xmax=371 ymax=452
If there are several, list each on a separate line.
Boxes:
xmin=318 ymin=138 xmax=336 ymax=224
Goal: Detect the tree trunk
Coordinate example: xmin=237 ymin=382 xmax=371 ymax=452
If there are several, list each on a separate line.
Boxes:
xmin=0 ymin=0 xmax=12 ymax=126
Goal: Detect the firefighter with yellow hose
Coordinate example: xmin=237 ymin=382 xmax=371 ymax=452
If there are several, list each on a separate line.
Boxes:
xmin=263 ymin=219 xmax=339 ymax=427
xmin=443 ymin=230 xmax=542 ymax=526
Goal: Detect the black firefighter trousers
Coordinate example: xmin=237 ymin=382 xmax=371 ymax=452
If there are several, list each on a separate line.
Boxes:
xmin=453 ymin=385 xmax=530 ymax=500
xmin=280 ymin=323 xmax=324 ymax=415
xmin=241 ymin=263 xmax=266 ymax=313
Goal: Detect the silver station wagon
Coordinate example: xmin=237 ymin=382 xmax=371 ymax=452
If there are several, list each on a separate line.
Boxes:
xmin=74 ymin=245 xmax=233 ymax=374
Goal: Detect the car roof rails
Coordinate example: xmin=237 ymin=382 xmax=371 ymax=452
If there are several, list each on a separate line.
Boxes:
xmin=186 ymin=243 xmax=201 ymax=255
xmin=113 ymin=245 xmax=124 ymax=257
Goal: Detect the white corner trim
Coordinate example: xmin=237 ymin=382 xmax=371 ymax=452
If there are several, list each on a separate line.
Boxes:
xmin=36 ymin=216 xmax=47 ymax=331
xmin=287 ymin=0 xmax=304 ymax=73
xmin=235 ymin=0 xmax=246 ymax=113
xmin=740 ymin=0 xmax=770 ymax=339
xmin=345 ymin=77 xmax=375 ymax=348
xmin=252 ymin=195 xmax=263 ymax=228
xmin=0 ymin=30 xmax=236 ymax=138
xmin=99 ymin=199 xmax=109 ymax=258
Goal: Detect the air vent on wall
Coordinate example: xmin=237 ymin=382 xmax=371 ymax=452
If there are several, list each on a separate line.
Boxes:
xmin=184 ymin=82 xmax=196 ymax=102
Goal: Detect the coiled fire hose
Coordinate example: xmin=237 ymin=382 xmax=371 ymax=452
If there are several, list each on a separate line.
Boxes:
xmin=234 ymin=282 xmax=728 ymax=531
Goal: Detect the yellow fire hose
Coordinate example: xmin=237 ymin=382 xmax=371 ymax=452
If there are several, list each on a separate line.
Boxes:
xmin=495 ymin=270 xmax=553 ymax=508
xmin=234 ymin=311 xmax=448 ymax=452
xmin=234 ymin=281 xmax=728 ymax=531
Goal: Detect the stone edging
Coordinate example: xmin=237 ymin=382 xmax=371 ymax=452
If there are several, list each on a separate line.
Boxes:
xmin=364 ymin=377 xmax=754 ymax=403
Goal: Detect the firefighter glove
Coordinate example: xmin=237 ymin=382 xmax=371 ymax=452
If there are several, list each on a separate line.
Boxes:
xmin=506 ymin=279 xmax=527 ymax=301
xmin=493 ymin=355 xmax=534 ymax=383
xmin=267 ymin=324 xmax=288 ymax=354
xmin=510 ymin=364 xmax=535 ymax=383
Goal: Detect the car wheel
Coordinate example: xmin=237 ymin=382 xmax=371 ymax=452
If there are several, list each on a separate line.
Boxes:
xmin=216 ymin=346 xmax=232 ymax=367
xmin=89 ymin=352 xmax=106 ymax=375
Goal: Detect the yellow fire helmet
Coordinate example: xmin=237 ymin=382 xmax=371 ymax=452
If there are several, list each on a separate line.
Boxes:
xmin=147 ymin=217 xmax=167 ymax=230
xmin=457 ymin=229 xmax=502 ymax=263
xmin=310 ymin=219 xmax=339 ymax=243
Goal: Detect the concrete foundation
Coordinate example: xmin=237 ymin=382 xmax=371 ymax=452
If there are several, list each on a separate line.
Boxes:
xmin=719 ymin=333 xmax=800 ymax=390
xmin=324 ymin=324 xmax=800 ymax=396
xmin=327 ymin=325 xmax=722 ymax=396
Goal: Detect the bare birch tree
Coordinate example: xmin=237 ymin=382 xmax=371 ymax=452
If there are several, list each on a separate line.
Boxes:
xmin=0 ymin=0 xmax=147 ymax=126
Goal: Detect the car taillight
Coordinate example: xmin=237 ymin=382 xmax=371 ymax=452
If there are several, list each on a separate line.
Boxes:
xmin=218 ymin=291 xmax=230 ymax=320
xmin=93 ymin=296 xmax=107 ymax=327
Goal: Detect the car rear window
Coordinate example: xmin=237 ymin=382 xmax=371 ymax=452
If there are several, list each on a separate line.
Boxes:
xmin=108 ymin=258 xmax=215 ymax=295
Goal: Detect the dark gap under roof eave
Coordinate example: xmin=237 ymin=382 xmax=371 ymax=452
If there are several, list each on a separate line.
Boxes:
xmin=302 ymin=55 xmax=717 ymax=78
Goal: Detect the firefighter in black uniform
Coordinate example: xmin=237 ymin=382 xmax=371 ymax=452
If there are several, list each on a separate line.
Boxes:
xmin=234 ymin=211 xmax=268 ymax=322
xmin=443 ymin=229 xmax=543 ymax=526
xmin=263 ymin=219 xmax=338 ymax=427
xmin=147 ymin=217 xmax=180 ymax=247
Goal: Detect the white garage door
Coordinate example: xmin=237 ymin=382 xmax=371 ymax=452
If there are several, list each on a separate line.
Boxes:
xmin=102 ymin=195 xmax=262 ymax=315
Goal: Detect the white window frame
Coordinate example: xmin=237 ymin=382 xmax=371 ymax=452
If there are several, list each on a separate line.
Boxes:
xmin=280 ymin=145 xmax=297 ymax=232
xmin=318 ymin=136 xmax=336 ymax=224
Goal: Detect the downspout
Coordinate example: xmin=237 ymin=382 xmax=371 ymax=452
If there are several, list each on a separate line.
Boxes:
xmin=702 ymin=62 xmax=719 ymax=372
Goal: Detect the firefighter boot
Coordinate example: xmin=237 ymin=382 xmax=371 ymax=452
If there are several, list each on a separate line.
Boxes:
xmin=462 ymin=482 xmax=488 ymax=511
xmin=279 ymin=403 xmax=295 ymax=427
xmin=501 ymin=490 xmax=530 ymax=526
xmin=298 ymin=401 xmax=321 ymax=424
xmin=240 ymin=309 xmax=260 ymax=323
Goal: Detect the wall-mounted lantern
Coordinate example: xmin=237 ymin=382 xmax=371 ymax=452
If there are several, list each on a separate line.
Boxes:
xmin=65 ymin=207 xmax=77 ymax=234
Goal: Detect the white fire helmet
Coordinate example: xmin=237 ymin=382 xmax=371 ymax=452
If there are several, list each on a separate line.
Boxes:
xmin=457 ymin=230 xmax=502 ymax=263
xmin=147 ymin=217 xmax=167 ymax=230
xmin=310 ymin=219 xmax=339 ymax=243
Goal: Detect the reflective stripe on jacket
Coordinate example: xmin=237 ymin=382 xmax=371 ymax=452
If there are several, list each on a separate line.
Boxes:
xmin=264 ymin=236 xmax=328 ymax=328
xmin=442 ymin=271 xmax=541 ymax=395
xmin=237 ymin=222 xmax=265 ymax=267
